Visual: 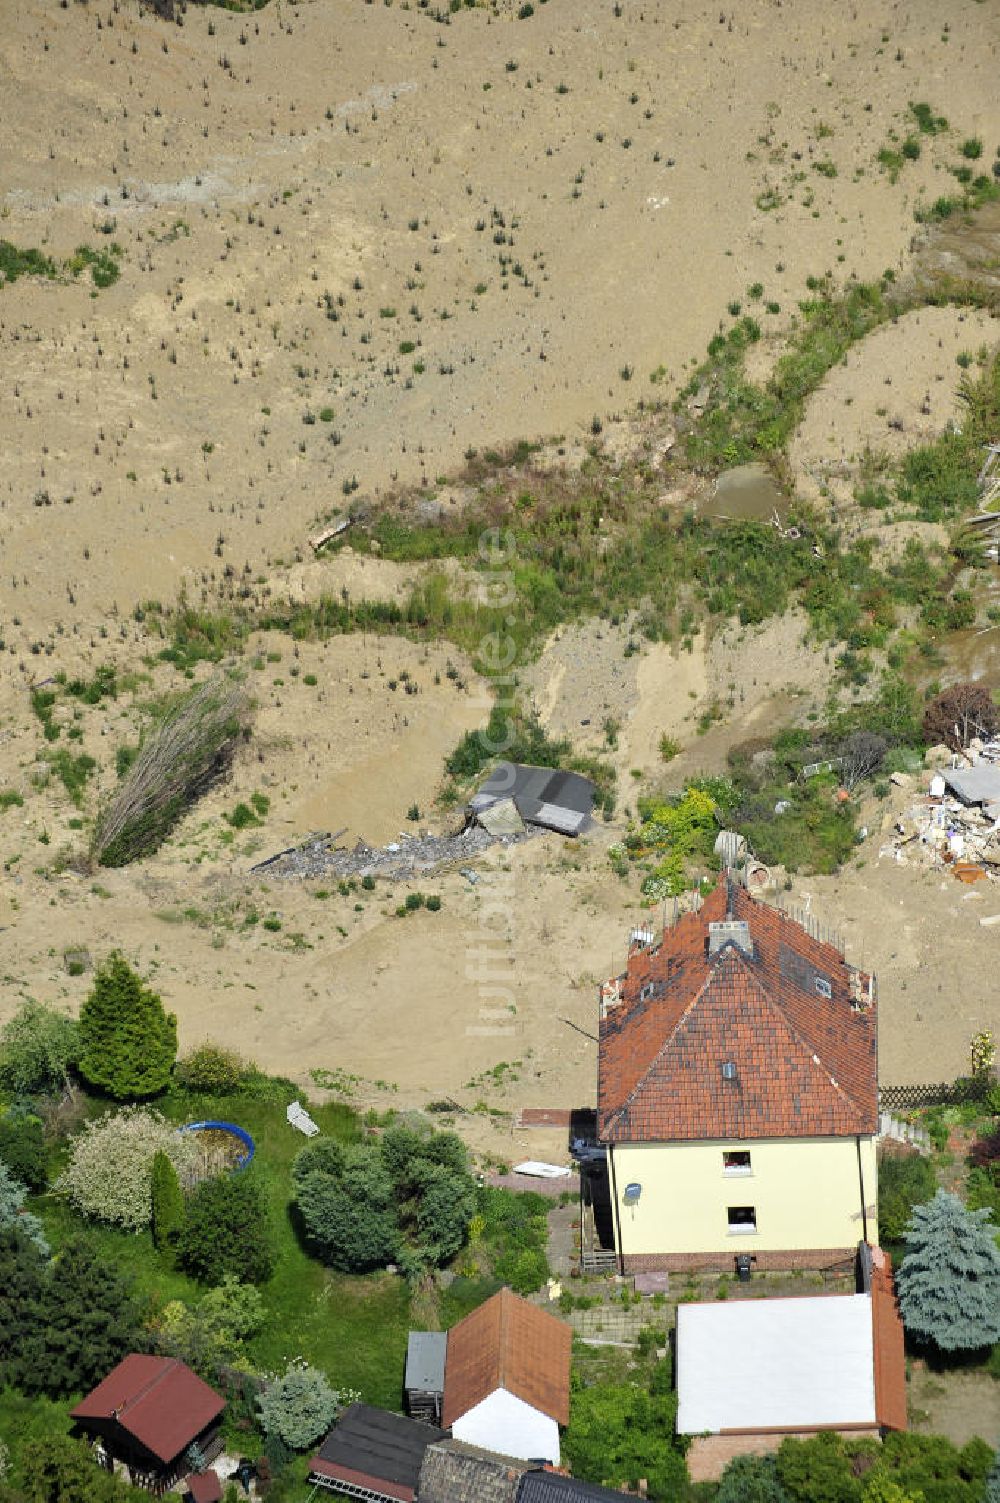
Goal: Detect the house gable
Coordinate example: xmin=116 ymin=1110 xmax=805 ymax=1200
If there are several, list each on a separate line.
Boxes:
xmin=599 ymin=884 xmax=877 ymax=1144
xmin=451 ymin=1388 xmax=561 ymax=1466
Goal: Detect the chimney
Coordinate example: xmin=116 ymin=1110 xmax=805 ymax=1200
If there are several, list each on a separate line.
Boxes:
xmin=707 ymin=920 xmax=753 ymax=958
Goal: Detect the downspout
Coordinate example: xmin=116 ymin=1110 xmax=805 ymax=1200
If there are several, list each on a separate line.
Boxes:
xmin=855 ymin=1135 xmax=869 ymax=1245
xmin=608 ymin=1142 xmax=625 ymax=1276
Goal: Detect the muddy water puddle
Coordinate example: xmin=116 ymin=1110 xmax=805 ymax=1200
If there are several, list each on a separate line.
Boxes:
xmin=915 ymin=199 xmax=1000 ymax=297
xmin=700 ymin=462 xmax=787 ymax=522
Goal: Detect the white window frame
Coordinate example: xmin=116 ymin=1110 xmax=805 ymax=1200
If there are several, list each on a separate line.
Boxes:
xmin=727 ymin=1205 xmax=758 ymax=1235
xmin=722 ymin=1150 xmax=752 ymax=1177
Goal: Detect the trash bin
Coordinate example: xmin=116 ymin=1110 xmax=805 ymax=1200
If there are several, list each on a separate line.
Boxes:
xmin=735 ymin=1254 xmax=754 ymax=1282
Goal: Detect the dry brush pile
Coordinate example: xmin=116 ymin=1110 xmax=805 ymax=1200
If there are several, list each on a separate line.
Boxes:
xmin=91 ymin=674 xmax=251 ymax=867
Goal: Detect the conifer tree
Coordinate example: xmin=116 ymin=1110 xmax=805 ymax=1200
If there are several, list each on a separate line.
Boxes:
xmin=79 ymin=953 xmax=177 ymax=1100
xmin=150 ymin=1150 xmax=184 ymax=1252
xmin=896 ymin=1190 xmax=1000 ymax=1353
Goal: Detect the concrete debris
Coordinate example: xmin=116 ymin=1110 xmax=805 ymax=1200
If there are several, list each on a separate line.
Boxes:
xmin=252 ymin=824 xmax=537 ymax=882
xmin=878 ymin=739 xmax=1000 ymax=882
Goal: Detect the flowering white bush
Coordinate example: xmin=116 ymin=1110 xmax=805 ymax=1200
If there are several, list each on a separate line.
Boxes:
xmin=57 ymin=1107 xmax=199 ymax=1231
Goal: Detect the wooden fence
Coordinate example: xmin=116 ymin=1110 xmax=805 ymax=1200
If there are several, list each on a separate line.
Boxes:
xmin=878 ymin=1078 xmax=990 ymax=1111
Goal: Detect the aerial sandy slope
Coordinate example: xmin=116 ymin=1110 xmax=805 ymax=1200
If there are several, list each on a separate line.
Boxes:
xmin=2 ymin=0 xmax=998 ymax=637
xmin=1 ymin=0 xmax=999 ymax=1148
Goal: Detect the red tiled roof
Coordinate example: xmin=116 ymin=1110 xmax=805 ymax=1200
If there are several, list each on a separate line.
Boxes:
xmin=442 ymin=1288 xmax=571 ymax=1429
xmin=870 ymin=1247 xmax=907 ymax=1431
xmin=598 ymin=884 xmax=877 ymax=1142
xmin=186 ymin=1472 xmax=222 ymax=1503
xmin=71 ymin=1356 xmax=224 ymax=1466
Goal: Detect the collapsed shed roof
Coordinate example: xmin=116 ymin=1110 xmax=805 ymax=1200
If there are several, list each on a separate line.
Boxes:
xmin=943 ymin=764 xmax=1000 ymax=807
xmin=469 ymin=763 xmax=594 ymax=837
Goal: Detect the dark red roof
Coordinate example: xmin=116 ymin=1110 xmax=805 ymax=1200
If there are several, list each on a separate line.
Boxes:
xmin=186 ymin=1472 xmax=222 ymax=1503
xmin=71 ymin=1356 xmax=224 ymax=1466
xmin=870 ymin=1247 xmax=907 ymax=1432
xmin=598 ymin=884 xmax=877 ymax=1142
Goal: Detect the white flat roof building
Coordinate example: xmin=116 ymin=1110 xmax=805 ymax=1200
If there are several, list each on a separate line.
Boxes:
xmin=677 ymin=1294 xmax=877 ymax=1434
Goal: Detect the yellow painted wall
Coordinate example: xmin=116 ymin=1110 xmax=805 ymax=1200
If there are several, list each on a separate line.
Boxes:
xmin=610 ymin=1136 xmax=877 ymax=1256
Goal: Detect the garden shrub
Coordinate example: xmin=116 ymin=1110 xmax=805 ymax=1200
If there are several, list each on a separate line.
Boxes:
xmin=175 ymin=1172 xmax=275 ymax=1285
xmin=57 ymin=1108 xmax=198 ymax=1231
xmin=562 ymin=1358 xmax=686 ymax=1500
xmin=0 ymin=1111 xmax=47 ymax=1191
xmin=293 ymin=1119 xmax=477 ymax=1275
xmin=175 ymin=1042 xmax=247 ymax=1095
xmin=877 ymin=1149 xmax=936 ymax=1244
xmin=156 ymin=1276 xmax=265 ymax=1374
xmin=257 ymin=1360 xmax=345 ymax=1450
xmin=0 ymin=1000 xmax=80 ymax=1097
xmin=475 ymin=1185 xmax=551 ymax=1294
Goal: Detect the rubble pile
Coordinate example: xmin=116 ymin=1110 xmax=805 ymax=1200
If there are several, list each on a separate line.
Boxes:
xmin=880 ymin=738 xmax=1000 ymax=879
xmin=252 ymin=823 xmax=537 ymax=882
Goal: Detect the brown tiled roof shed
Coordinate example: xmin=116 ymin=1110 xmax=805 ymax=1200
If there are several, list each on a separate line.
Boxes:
xmin=442 ymin=1288 xmax=571 ymax=1429
xmin=599 ymin=884 xmax=877 ymax=1143
xmin=70 ymin=1356 xmax=224 ymax=1467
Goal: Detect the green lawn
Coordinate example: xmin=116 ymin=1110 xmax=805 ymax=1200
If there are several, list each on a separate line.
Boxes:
xmin=36 ymin=1092 xmax=415 ymax=1410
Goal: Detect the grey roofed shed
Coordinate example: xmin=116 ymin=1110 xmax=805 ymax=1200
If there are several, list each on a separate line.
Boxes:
xmin=405 ymin=1331 xmax=447 ymax=1395
xmin=405 ymin=1331 xmax=446 ymax=1422
xmin=943 ymin=764 xmax=1000 ymax=808
xmin=469 ymin=763 xmax=594 ymax=837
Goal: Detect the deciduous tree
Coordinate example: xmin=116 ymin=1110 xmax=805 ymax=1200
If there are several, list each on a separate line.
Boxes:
xmin=157 ymin=1276 xmax=265 ymax=1375
xmin=57 ymin=1108 xmax=197 ymax=1232
xmin=922 ymin=682 xmax=998 ymax=752
xmin=21 ymin=1434 xmax=145 ymax=1503
xmin=0 ymin=1000 xmax=80 ymax=1097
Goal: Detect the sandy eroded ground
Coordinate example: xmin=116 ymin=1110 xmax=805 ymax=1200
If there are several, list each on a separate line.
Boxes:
xmin=2 ymin=0 xmax=1000 ymax=1154
xmin=790 ymin=304 xmax=999 ymax=507
xmin=2 ymin=0 xmax=1000 ymax=639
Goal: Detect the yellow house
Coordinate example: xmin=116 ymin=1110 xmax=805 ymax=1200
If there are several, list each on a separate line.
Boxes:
xmin=597 ymin=883 xmax=878 ymax=1274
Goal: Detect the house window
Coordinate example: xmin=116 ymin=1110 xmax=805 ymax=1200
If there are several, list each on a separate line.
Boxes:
xmin=723 ymin=1150 xmax=752 ymax=1175
xmin=727 ymin=1205 xmax=757 ymax=1234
